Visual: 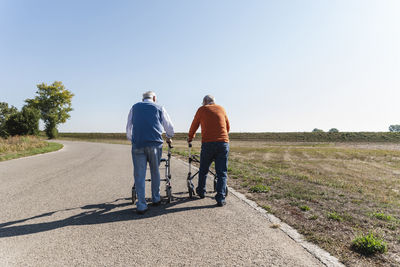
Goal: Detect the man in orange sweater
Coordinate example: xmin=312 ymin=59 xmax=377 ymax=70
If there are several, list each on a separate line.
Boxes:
xmin=188 ymin=95 xmax=230 ymax=206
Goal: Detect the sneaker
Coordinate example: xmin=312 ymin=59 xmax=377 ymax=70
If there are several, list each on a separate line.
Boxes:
xmin=136 ymin=208 xmax=148 ymax=215
xmin=216 ymin=201 xmax=226 ymax=207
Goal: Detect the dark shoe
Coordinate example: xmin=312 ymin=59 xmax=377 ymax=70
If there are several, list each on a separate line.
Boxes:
xmin=196 ymin=188 xmax=205 ymax=199
xmin=216 ymin=201 xmax=226 ymax=207
xmin=136 ymin=208 xmax=148 ymax=215
xmin=151 ymin=201 xmax=161 ymax=207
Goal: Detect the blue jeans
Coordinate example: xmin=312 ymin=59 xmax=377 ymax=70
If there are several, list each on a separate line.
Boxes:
xmin=197 ymin=142 xmax=229 ymax=203
xmin=131 ymin=144 xmax=162 ymax=211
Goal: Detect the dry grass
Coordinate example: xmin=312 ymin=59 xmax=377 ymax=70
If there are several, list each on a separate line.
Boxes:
xmin=0 ymin=136 xmax=47 ymax=153
xmin=0 ymin=136 xmax=63 ymax=161
xmin=169 ymin=140 xmax=400 ymax=267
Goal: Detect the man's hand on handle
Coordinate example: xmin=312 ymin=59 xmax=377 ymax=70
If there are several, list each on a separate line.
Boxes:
xmin=166 ymin=137 xmax=173 ymax=148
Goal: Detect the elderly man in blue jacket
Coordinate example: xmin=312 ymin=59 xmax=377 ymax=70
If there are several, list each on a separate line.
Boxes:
xmin=126 ymin=91 xmax=174 ymax=214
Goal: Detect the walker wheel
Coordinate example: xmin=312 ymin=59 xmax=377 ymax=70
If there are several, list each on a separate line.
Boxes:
xmin=131 ymin=187 xmax=137 ymax=205
xmin=188 ymin=185 xmax=194 ymax=198
xmin=166 ymin=185 xmax=172 ymax=203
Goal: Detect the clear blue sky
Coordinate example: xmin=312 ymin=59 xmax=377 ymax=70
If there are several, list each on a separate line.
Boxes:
xmin=1 ymin=0 xmax=399 ymax=132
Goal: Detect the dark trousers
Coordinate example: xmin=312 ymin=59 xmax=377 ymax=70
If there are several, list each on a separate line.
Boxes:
xmin=197 ymin=142 xmax=229 ymax=202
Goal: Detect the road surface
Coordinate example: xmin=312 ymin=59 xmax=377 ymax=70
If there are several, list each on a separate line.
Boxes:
xmin=0 ymin=141 xmax=328 ymax=266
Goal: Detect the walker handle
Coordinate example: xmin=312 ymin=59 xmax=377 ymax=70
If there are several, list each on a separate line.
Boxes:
xmin=167 ymin=141 xmax=173 ymax=149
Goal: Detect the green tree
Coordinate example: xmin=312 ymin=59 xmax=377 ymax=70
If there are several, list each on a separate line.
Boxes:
xmin=389 ymin=125 xmax=400 ymax=132
xmin=329 ymin=128 xmax=339 ymax=133
xmin=0 ymin=102 xmax=18 ymax=137
xmin=25 ymin=81 xmax=74 ymax=139
xmin=5 ymin=106 xmax=40 ymax=136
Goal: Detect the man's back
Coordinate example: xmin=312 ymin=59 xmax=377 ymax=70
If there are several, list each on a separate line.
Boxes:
xmin=189 ymin=104 xmax=230 ymax=143
xmin=131 ymin=101 xmax=164 ymax=148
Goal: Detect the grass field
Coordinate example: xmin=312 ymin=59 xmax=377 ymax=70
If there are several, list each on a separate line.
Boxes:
xmin=57 ymin=131 xmax=400 ymax=143
xmin=170 ymin=140 xmax=400 ymax=267
xmin=57 ymin=132 xmax=400 ymax=266
xmin=0 ymin=136 xmax=63 ymax=161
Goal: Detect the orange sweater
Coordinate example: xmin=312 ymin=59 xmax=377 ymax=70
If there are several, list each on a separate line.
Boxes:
xmin=188 ymin=104 xmax=230 ymax=143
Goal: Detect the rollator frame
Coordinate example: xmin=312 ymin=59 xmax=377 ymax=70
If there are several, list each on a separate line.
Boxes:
xmin=131 ymin=142 xmax=173 ymax=205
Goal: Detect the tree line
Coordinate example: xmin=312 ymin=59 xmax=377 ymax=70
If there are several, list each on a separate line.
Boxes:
xmin=313 ymin=126 xmax=400 ymax=133
xmin=0 ymin=81 xmax=74 ymax=139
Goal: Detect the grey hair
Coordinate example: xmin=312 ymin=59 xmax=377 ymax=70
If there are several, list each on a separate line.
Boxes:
xmin=142 ymin=91 xmax=156 ymax=100
xmin=202 ymin=95 xmax=215 ymax=105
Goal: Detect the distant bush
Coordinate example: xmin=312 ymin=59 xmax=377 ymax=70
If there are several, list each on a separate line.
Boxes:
xmin=352 ymin=232 xmax=387 ymax=256
xmin=312 ymin=128 xmax=324 ymax=132
xmin=389 ymin=125 xmax=400 ymax=132
xmin=329 ymin=128 xmax=339 ymax=133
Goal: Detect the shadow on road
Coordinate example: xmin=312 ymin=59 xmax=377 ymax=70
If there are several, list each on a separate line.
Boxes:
xmin=0 ymin=194 xmax=216 ymax=238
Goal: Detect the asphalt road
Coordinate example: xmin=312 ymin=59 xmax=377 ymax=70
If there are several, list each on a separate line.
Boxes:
xmin=0 ymin=141 xmax=326 ymax=266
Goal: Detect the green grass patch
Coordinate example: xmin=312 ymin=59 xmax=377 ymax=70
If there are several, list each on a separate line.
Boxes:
xmin=300 ymin=205 xmax=311 ymax=211
xmin=249 ymin=184 xmax=270 ymax=193
xmin=327 ymin=211 xmax=343 ymax=222
xmin=0 ymin=140 xmax=63 ymax=161
xmin=351 ymin=232 xmax=388 ymax=256
xmin=370 ymin=212 xmax=394 ymax=222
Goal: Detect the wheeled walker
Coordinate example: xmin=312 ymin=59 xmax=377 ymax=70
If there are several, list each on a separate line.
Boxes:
xmin=187 ymin=143 xmax=228 ymax=198
xmin=131 ymin=142 xmax=173 ymax=205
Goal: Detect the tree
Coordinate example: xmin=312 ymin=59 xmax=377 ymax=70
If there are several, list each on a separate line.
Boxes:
xmin=312 ymin=128 xmax=324 ymax=133
xmin=329 ymin=128 xmax=339 ymax=133
xmin=5 ymin=106 xmax=40 ymax=136
xmin=0 ymin=102 xmax=18 ymax=138
xmin=25 ymin=81 xmax=74 ymax=139
xmin=389 ymin=125 xmax=400 ymax=132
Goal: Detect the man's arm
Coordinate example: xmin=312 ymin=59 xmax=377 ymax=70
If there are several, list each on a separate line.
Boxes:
xmin=161 ymin=107 xmax=174 ymax=139
xmin=225 ymin=114 xmax=230 ymax=133
xmin=188 ymin=109 xmax=201 ymax=142
xmin=126 ymin=107 xmax=133 ymax=141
